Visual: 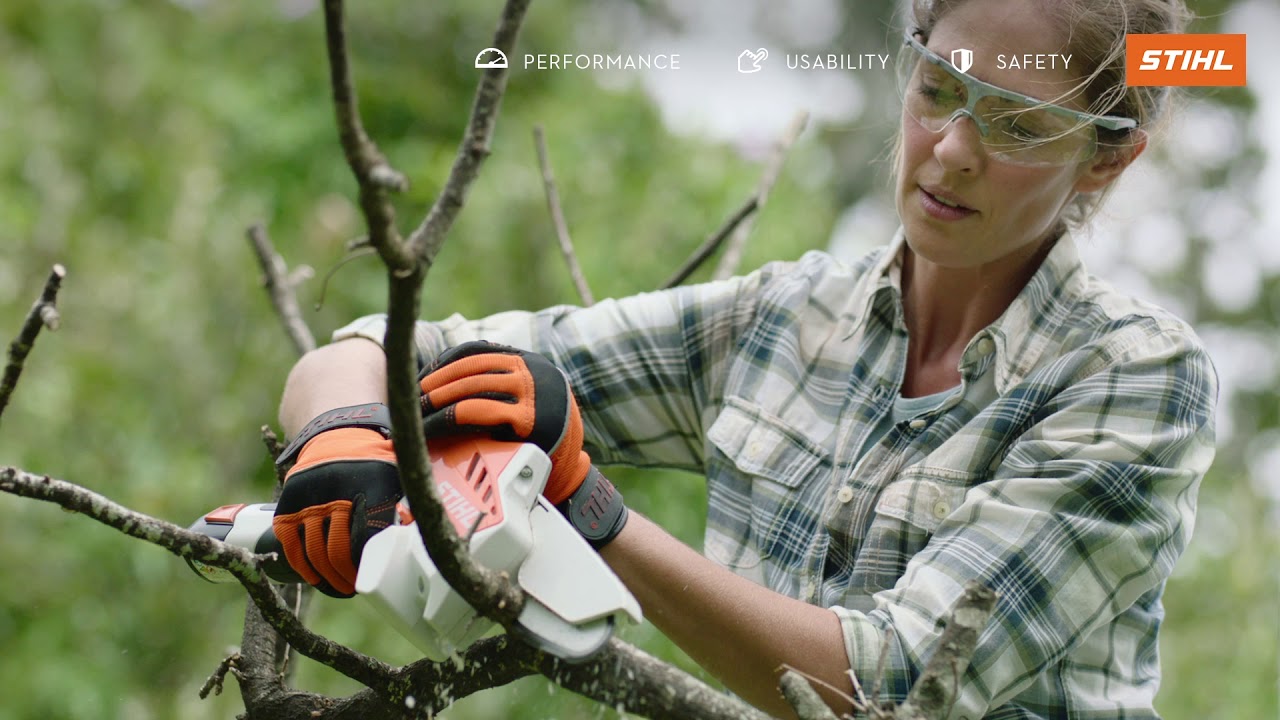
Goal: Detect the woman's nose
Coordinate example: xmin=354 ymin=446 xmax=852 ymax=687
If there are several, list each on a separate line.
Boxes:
xmin=932 ymin=112 xmax=985 ymax=174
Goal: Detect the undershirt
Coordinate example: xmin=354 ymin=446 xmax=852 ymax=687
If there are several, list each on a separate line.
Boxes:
xmin=855 ymin=386 xmax=959 ymax=461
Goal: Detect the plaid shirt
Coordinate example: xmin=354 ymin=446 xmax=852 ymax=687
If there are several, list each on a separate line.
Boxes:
xmin=334 ymin=230 xmax=1217 ymax=719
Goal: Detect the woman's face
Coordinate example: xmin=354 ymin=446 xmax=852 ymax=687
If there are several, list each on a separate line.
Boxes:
xmin=895 ymin=0 xmax=1122 ymax=272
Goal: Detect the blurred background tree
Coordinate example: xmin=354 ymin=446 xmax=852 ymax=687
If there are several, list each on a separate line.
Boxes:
xmin=0 ymin=1 xmax=1275 ymax=718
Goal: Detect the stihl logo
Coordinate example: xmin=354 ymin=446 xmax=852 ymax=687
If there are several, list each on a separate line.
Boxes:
xmin=438 ymin=480 xmax=482 ymax=535
xmin=1126 ymin=34 xmax=1246 ymax=87
xmin=578 ymin=478 xmax=616 ymax=530
xmin=297 ymin=404 xmax=380 ymax=437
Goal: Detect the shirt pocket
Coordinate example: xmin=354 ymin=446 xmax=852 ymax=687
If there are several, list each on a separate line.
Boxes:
xmin=874 ymin=466 xmax=970 ymax=533
xmin=706 ymin=397 xmax=828 ymax=569
xmin=857 ymin=466 xmax=970 ymax=593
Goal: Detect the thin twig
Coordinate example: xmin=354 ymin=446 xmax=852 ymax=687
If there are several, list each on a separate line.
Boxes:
xmin=200 ymin=652 xmax=242 ymax=699
xmin=275 ymin=582 xmax=309 ymax=681
xmin=0 ymin=264 xmax=66 ymax=425
xmin=321 ymin=0 xmax=413 ymax=273
xmin=849 ymin=666 xmax=870 ymax=714
xmin=247 ymin=225 xmax=317 ymax=356
xmin=464 ymin=510 xmax=487 ymax=543
xmin=533 ymin=125 xmax=595 ymax=306
xmin=314 ymin=246 xmax=377 ymax=312
xmin=871 ymin=625 xmax=894 ymax=710
xmin=260 ymin=425 xmax=289 ymax=487
xmin=660 ymin=197 xmax=759 ymax=289
xmin=712 ymin=111 xmax=809 ymax=281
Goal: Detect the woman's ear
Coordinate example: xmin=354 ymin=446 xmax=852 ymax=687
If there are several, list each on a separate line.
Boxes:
xmin=1074 ymin=129 xmax=1148 ymax=194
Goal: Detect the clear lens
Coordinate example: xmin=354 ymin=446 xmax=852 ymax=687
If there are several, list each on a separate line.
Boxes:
xmin=899 ymin=47 xmax=1098 ymax=167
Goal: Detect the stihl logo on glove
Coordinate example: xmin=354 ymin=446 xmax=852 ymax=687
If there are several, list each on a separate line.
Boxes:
xmin=579 ymin=478 xmax=617 ymax=530
xmin=295 ymin=403 xmax=385 ymax=440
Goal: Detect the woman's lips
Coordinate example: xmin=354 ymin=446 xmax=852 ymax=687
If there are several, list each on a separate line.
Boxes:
xmin=919 ymin=186 xmax=977 ymax=221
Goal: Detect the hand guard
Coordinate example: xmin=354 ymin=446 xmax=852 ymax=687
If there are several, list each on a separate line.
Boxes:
xmin=419 ymin=341 xmax=627 ymax=547
xmin=273 ymin=404 xmax=403 ymax=597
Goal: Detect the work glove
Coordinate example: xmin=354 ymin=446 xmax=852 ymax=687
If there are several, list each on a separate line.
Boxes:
xmin=272 ymin=404 xmax=403 ymax=597
xmin=418 ymin=341 xmax=628 ymax=548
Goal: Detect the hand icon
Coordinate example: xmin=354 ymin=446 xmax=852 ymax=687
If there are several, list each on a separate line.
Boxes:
xmin=737 ymin=48 xmax=768 ymax=74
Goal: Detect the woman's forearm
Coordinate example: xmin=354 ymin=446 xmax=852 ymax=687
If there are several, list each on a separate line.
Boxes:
xmin=601 ymin=512 xmax=853 ymax=718
xmin=278 ymin=338 xmax=387 ymax=438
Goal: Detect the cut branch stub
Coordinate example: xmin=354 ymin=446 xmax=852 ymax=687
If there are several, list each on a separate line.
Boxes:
xmin=780 ymin=670 xmax=840 ymax=720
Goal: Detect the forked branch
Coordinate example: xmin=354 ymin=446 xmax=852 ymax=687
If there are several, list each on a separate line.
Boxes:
xmin=319 ymin=0 xmax=529 ymax=646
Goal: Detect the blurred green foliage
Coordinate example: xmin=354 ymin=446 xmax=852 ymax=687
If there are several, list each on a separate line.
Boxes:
xmin=0 ymin=2 xmax=1275 ymax=719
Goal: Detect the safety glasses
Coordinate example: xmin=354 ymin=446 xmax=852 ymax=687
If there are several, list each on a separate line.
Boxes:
xmin=899 ymin=31 xmax=1137 ymax=167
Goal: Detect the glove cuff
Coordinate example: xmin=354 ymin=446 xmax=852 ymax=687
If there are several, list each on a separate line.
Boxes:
xmin=276 ymin=403 xmax=394 ymax=471
xmin=556 ymin=466 xmax=628 ymax=550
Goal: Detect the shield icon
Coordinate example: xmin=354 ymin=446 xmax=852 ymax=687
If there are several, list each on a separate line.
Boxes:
xmin=950 ymin=48 xmax=974 ymax=74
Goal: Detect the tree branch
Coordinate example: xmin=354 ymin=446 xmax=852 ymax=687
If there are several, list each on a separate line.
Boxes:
xmin=321 ymin=0 xmax=413 ymax=273
xmin=894 ymin=581 xmax=998 ymax=720
xmin=712 ymin=111 xmax=808 ymax=281
xmin=780 ymin=670 xmax=839 ymax=720
xmin=368 ymin=0 xmax=535 ymax=635
xmin=0 ymin=263 xmax=65 ymax=425
xmin=533 ymin=125 xmax=595 ymax=306
xmin=0 ymin=467 xmax=397 ymax=693
xmin=199 ymin=652 xmax=242 ymax=699
xmin=318 ymin=0 xmax=530 ymax=640
xmin=247 ymin=224 xmax=317 ymax=356
xmin=405 ymin=0 xmax=532 ymax=266
xmin=543 ymin=638 xmax=772 ymax=720
xmin=336 ymin=636 xmax=771 ymax=720
xmin=320 ymin=3 xmax=784 ymax=717
xmin=660 ymin=197 xmax=759 ymax=289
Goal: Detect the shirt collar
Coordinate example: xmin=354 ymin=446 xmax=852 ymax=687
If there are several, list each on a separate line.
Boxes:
xmin=980 ymin=230 xmax=1086 ymax=391
xmin=845 ymin=228 xmax=1088 ymax=393
xmin=841 ymin=228 xmax=908 ymax=336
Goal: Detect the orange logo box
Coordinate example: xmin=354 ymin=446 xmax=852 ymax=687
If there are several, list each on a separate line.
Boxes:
xmin=1126 ymin=34 xmax=1246 ymax=87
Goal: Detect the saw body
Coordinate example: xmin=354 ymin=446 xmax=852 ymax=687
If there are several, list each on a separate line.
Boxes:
xmin=189 ymin=437 xmax=641 ymax=662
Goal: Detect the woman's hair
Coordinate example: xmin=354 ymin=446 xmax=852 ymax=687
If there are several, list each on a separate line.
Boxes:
xmin=902 ymin=0 xmax=1192 ymax=231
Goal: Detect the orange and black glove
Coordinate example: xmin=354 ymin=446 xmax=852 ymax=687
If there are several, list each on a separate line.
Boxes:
xmin=272 ymin=404 xmax=403 ymax=597
xmin=418 ymin=341 xmax=628 ymax=548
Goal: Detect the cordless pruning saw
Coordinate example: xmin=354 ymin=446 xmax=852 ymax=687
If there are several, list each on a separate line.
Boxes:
xmin=186 ymin=436 xmax=642 ymax=662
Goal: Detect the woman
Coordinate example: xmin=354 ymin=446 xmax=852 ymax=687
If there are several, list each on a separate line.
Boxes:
xmin=272 ymin=0 xmax=1216 ymax=716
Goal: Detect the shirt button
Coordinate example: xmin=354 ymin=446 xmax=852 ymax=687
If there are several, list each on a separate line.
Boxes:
xmin=976 ymin=337 xmax=995 ymax=356
xmin=837 ymin=486 xmax=854 ymax=504
xmin=908 ymin=418 xmax=927 ymax=430
xmin=932 ymin=500 xmax=950 ymax=519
